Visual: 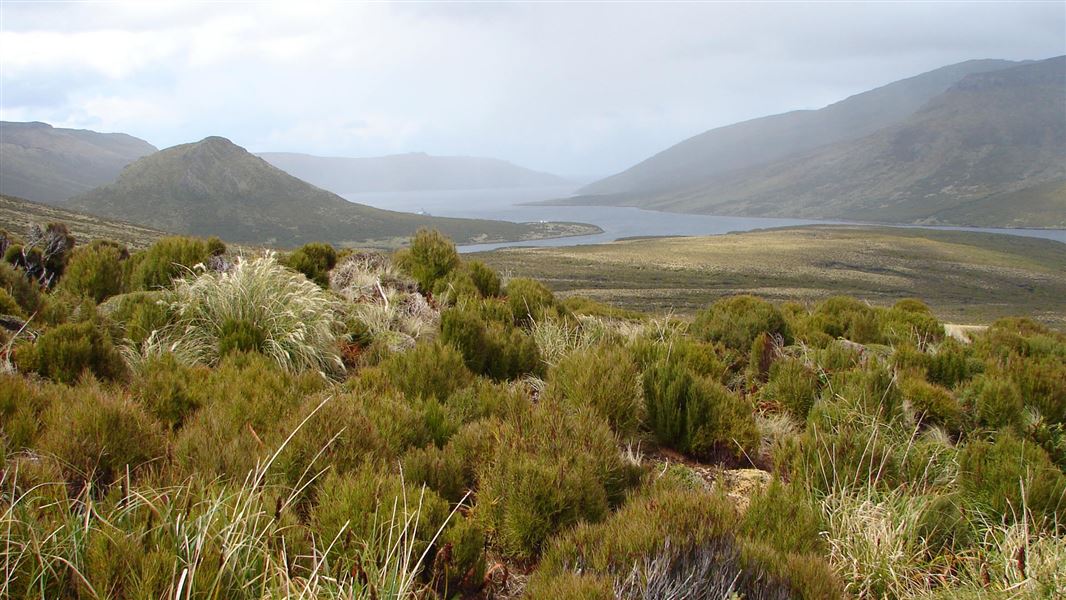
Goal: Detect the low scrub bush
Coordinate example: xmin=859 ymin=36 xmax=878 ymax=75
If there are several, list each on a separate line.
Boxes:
xmin=546 ymin=344 xmax=643 ymax=439
xmin=879 ymin=299 xmax=943 ymax=347
xmin=440 ymin=307 xmax=542 ymax=380
xmin=37 ymin=381 xmax=165 ymax=491
xmin=739 ymin=478 xmax=826 ymax=556
xmin=958 ymin=431 xmax=1066 ymax=527
xmin=505 ymin=277 xmax=559 ymax=325
xmin=397 ymin=228 xmax=460 ymax=292
xmin=809 ymin=296 xmax=881 ymax=344
xmin=281 ymin=242 xmax=337 ymax=288
xmin=476 ymin=400 xmax=640 ymax=560
xmin=901 ymin=375 xmax=965 ymax=434
xmin=15 ymin=319 xmax=126 ymax=384
xmin=642 ymin=359 xmax=759 ymax=462
xmin=59 ymin=240 xmax=127 ymax=303
xmin=762 ymin=357 xmax=821 ymax=420
xmin=145 ymin=254 xmax=343 ymax=375
xmin=0 ymin=261 xmax=41 ymax=314
xmin=0 ymin=373 xmax=53 ymax=451
xmin=381 ymin=340 xmax=473 ymax=399
xmin=1010 ymin=356 xmax=1066 ymax=426
xmin=129 ymin=352 xmax=205 ymax=429
xmin=691 ymin=294 xmax=791 ymax=352
xmin=963 ymin=373 xmax=1024 ymax=431
xmin=99 ymin=290 xmax=173 ymax=346
xmin=126 ymin=236 xmax=211 ymax=291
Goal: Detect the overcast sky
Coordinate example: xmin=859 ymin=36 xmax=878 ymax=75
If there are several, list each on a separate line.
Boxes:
xmin=1 ymin=1 xmax=1063 ymax=178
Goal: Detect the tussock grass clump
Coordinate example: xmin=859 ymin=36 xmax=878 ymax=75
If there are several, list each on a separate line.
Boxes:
xmin=143 ymin=254 xmax=343 ymax=376
xmin=691 ymin=294 xmax=791 ymax=352
xmin=546 ymin=344 xmax=643 ymax=439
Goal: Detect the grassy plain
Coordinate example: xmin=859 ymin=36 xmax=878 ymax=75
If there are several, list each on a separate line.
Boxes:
xmin=478 ymin=225 xmax=1066 ymax=326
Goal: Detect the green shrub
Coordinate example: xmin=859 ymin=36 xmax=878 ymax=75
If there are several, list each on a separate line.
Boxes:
xmin=431 ymin=268 xmax=480 ymax=303
xmin=173 ymin=353 xmax=326 ymax=478
xmin=914 ymin=493 xmax=976 ymax=554
xmin=926 ymin=338 xmax=981 ymax=388
xmin=38 ymin=381 xmax=165 ymax=491
xmin=1010 ymin=356 xmax=1066 ymax=425
xmin=206 ymin=236 xmax=226 ymax=256
xmin=382 ymin=340 xmax=473 ymax=400
xmin=958 ymin=431 xmax=1066 ymax=526
xmin=397 ymin=228 xmax=460 ymax=292
xmin=281 ymin=242 xmax=337 ymax=288
xmin=60 ymin=240 xmax=126 ymax=303
xmin=505 ymin=277 xmax=558 ymax=325
xmin=0 ymin=261 xmax=40 ymax=314
xmin=547 ymin=344 xmax=643 ymax=439
xmin=748 ymin=331 xmax=777 ymax=382
xmin=130 ymin=352 xmax=204 ymax=429
xmin=127 ymin=236 xmax=211 ymax=291
xmin=440 ymin=307 xmax=542 ymax=380
xmin=809 ymin=296 xmax=881 ymax=344
xmin=762 ymin=357 xmax=820 ymax=420
xmin=901 ymin=375 xmax=965 ymax=434
xmin=739 ymin=479 xmax=826 ymax=556
xmin=100 ymin=291 xmax=173 ymax=346
xmin=0 ymin=287 xmax=23 ymax=317
xmin=435 ymin=516 xmax=488 ymax=596
xmin=879 ymin=299 xmax=943 ymax=347
xmin=465 ymin=260 xmax=501 ymax=297
xmin=964 ymin=374 xmax=1024 ymax=431
xmin=477 ymin=400 xmax=640 ymax=560
xmin=0 ymin=373 xmax=53 ymax=451
xmin=311 ymin=467 xmax=450 ymax=578
xmin=16 ymin=319 xmax=126 ymax=384
xmin=148 ymin=254 xmax=343 ymax=375
xmin=629 ymin=334 xmax=733 ymax=384
xmin=826 ymin=362 xmax=903 ymax=423
xmin=691 ymin=295 xmax=791 ymax=352
xmin=642 ymin=359 xmax=759 ymax=462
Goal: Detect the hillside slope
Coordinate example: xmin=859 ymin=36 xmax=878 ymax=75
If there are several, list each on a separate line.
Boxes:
xmin=259 ymin=151 xmax=567 ymax=194
xmin=1 ymin=193 xmax=166 ymax=250
xmin=579 ymin=59 xmax=1018 ymax=198
xmin=0 ymin=121 xmax=158 ymax=203
xmin=67 ymin=137 xmax=595 ymax=248
xmin=638 ymin=57 xmax=1066 ymax=227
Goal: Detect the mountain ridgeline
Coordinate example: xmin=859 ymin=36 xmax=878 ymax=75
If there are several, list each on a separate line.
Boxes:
xmin=66 ymin=137 xmax=595 ymax=247
xmin=573 ymin=57 xmax=1066 ymax=228
xmin=258 ymin=151 xmax=568 ymax=194
xmin=0 ymin=121 xmax=157 ymax=203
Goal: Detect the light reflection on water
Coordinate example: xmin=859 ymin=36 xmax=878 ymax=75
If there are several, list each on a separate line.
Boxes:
xmin=341 ymin=186 xmax=1066 ymax=252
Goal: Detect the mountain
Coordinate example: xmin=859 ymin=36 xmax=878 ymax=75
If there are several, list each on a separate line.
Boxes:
xmin=258 ymin=151 xmax=568 ymax=194
xmin=605 ymin=56 xmax=1065 ymax=227
xmin=579 ymin=59 xmax=1020 ymax=199
xmin=66 ymin=137 xmax=596 ymax=248
xmin=0 ymin=121 xmax=158 ymax=203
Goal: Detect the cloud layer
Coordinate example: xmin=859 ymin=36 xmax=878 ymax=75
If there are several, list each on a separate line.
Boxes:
xmin=2 ymin=1 xmax=1063 ymax=177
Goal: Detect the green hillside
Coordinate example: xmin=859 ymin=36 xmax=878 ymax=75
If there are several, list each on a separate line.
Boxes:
xmin=67 ymin=136 xmax=597 ymax=248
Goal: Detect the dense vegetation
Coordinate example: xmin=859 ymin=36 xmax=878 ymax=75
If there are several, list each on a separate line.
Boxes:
xmin=1 ymin=224 xmax=1064 ymax=599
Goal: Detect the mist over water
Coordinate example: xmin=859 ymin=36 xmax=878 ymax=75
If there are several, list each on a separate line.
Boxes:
xmin=342 ymin=187 xmax=1066 ymax=252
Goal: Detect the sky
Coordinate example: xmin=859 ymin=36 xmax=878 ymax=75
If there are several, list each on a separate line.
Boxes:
xmin=1 ymin=1 xmax=1063 ymax=179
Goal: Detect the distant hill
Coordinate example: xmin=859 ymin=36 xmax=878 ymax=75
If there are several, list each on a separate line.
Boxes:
xmin=259 ymin=151 xmax=568 ymax=194
xmin=1 ymin=193 xmax=166 ymax=250
xmin=67 ymin=137 xmax=596 ymax=248
xmin=579 ymin=59 xmax=1019 ymax=198
xmin=0 ymin=121 xmax=157 ymax=203
xmin=615 ymin=57 xmax=1066 ymax=227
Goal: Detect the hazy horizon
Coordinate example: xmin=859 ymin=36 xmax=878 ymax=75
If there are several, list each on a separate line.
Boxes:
xmin=1 ymin=1 xmax=1063 ymax=178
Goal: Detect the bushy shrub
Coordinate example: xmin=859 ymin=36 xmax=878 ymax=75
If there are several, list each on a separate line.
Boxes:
xmin=130 ymin=352 xmax=204 ymax=429
xmin=642 ymin=359 xmax=759 ymax=462
xmin=963 ymin=373 xmax=1024 ymax=431
xmin=147 ymin=254 xmax=343 ymax=375
xmin=0 ymin=261 xmax=40 ymax=314
xmin=311 ymin=467 xmax=451 ymax=578
xmin=926 ymin=338 xmax=981 ymax=388
xmin=281 ymin=242 xmax=337 ymax=288
xmin=477 ymin=400 xmax=640 ymax=560
xmin=1010 ymin=357 xmax=1066 ymax=426
xmin=127 ymin=236 xmax=211 ymax=291
xmin=440 ymin=307 xmax=542 ymax=380
xmin=691 ymin=295 xmax=791 ymax=352
xmin=901 ymin=376 xmax=964 ymax=434
xmin=547 ymin=344 xmax=643 ymax=439
xmin=914 ymin=493 xmax=976 ymax=554
xmin=0 ymin=373 xmax=52 ymax=451
xmin=465 ymin=260 xmax=501 ymax=297
xmin=173 ymin=353 xmax=326 ymax=478
xmin=505 ymin=277 xmax=558 ymax=325
xmin=382 ymin=340 xmax=473 ymax=400
xmin=825 ymin=362 xmax=903 ymax=423
xmin=879 ymin=299 xmax=943 ymax=347
xmin=809 ymin=296 xmax=881 ymax=344
xmin=739 ymin=479 xmax=826 ymax=556
xmin=60 ymin=240 xmax=127 ymax=302
xmin=958 ymin=432 xmax=1066 ymax=526
xmin=397 ymin=228 xmax=460 ymax=292
xmin=38 ymin=381 xmax=165 ymax=490
xmin=99 ymin=291 xmax=173 ymax=346
xmin=15 ymin=319 xmax=126 ymax=384
xmin=435 ymin=516 xmax=488 ymax=596
xmin=0 ymin=287 xmax=23 ymax=317
xmin=762 ymin=358 xmax=820 ymax=420
xmin=629 ymin=334 xmax=734 ymax=384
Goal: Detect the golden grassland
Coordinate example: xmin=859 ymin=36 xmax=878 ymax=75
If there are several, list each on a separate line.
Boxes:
xmin=478 ymin=225 xmax=1066 ymax=327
